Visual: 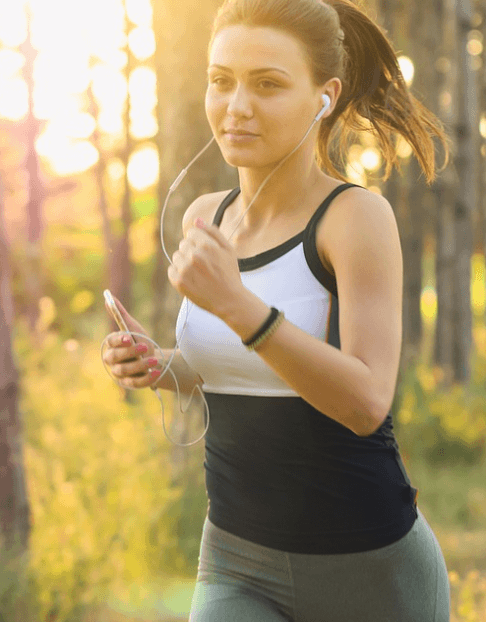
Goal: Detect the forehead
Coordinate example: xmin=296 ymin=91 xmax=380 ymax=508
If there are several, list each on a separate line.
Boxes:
xmin=209 ymin=25 xmax=308 ymax=74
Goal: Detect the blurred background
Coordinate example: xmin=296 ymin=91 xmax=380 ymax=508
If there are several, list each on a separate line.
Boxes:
xmin=0 ymin=0 xmax=485 ymax=620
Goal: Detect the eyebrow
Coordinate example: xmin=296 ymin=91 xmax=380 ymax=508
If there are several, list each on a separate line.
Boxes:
xmin=207 ymin=64 xmax=291 ymax=77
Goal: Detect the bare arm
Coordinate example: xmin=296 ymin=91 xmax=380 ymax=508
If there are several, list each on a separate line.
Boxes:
xmin=152 ymin=348 xmax=204 ymax=394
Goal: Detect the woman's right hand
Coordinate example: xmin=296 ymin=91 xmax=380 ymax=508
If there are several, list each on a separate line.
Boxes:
xmin=103 ymin=295 xmax=163 ymax=389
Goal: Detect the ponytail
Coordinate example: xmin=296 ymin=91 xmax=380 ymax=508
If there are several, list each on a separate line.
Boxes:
xmin=209 ymin=0 xmax=453 ymax=185
xmin=323 ymin=0 xmax=452 ymax=184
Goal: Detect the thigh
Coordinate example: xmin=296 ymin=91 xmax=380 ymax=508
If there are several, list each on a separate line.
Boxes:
xmin=288 ymin=507 xmax=450 ymax=622
xmin=189 ymin=582 xmax=291 ymax=622
xmin=189 ymin=517 xmax=294 ymax=621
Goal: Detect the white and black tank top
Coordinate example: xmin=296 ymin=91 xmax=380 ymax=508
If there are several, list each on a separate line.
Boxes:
xmin=175 ymin=183 xmax=419 ymax=554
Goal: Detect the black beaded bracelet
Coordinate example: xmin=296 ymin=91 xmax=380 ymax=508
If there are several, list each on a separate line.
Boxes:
xmin=242 ymin=307 xmax=280 ymax=347
xmin=245 ymin=311 xmax=285 ymax=352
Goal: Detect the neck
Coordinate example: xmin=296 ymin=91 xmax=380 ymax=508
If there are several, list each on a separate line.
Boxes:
xmin=235 ymin=155 xmax=325 ymax=231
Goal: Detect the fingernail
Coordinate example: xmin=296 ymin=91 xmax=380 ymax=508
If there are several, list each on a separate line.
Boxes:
xmin=147 ymin=358 xmax=158 ymax=366
xmin=150 ymin=369 xmax=161 ymax=378
xmin=136 ymin=344 xmax=148 ymax=353
xmin=122 ymin=336 xmax=131 ymax=344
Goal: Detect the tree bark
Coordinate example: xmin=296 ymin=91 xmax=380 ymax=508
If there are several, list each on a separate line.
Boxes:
xmin=432 ymin=0 xmax=456 ymax=388
xmin=378 ymin=0 xmax=424 ymax=430
xmin=452 ymin=0 xmax=477 ymax=383
xmin=152 ymin=0 xmax=236 ymax=482
xmin=0 ymin=174 xmax=31 ymax=554
xmin=378 ymin=0 xmax=407 ymax=433
xmin=480 ymin=0 xmax=486 ymax=294
xmin=20 ymin=3 xmax=45 ymax=334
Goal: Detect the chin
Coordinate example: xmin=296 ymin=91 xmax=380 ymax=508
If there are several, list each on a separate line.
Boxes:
xmin=220 ymin=148 xmax=260 ymax=168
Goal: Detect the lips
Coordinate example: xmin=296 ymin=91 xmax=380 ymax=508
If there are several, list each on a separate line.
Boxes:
xmin=224 ymin=130 xmax=258 ymax=136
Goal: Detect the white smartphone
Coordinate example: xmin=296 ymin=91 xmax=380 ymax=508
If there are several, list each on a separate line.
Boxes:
xmin=104 ymin=289 xmax=130 ymax=332
xmin=104 ymin=289 xmax=148 ymax=376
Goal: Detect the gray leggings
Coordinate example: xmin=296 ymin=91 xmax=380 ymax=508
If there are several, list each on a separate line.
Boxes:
xmin=189 ymin=507 xmax=450 ymax=622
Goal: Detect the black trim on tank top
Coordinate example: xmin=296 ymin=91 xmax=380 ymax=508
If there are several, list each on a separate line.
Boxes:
xmin=212 ymin=187 xmax=304 ymax=271
xmin=302 ymin=183 xmax=364 ymax=298
xmin=211 ymin=183 xmax=365 ymax=290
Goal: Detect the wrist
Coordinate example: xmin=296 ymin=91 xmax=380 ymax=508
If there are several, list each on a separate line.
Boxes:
xmin=220 ymin=288 xmax=271 ymax=342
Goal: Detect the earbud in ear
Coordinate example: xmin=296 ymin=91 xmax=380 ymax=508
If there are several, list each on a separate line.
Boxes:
xmin=315 ymin=94 xmax=331 ymax=122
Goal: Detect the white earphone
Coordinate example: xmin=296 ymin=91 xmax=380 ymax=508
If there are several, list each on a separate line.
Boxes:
xmin=316 ymin=93 xmax=331 ymax=122
xmin=101 ymin=89 xmax=334 ymax=447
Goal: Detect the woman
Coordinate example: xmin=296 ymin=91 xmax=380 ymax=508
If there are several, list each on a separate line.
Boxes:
xmin=104 ymin=0 xmax=452 ymax=619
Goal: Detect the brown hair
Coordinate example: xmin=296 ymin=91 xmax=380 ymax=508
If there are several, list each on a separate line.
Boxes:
xmin=208 ymin=0 xmax=452 ymax=186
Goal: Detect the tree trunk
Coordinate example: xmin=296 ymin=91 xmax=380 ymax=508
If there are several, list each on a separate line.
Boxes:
xmin=152 ymin=0 xmax=236 ymax=482
xmin=452 ymin=0 xmax=477 ymax=384
xmin=379 ymin=0 xmax=426 ymax=431
xmin=378 ymin=0 xmax=407 ymax=433
xmin=0 ymin=173 xmax=31 ymax=557
xmin=20 ymin=4 xmax=45 ymax=334
xmin=480 ymin=1 xmax=486 ymax=298
xmin=405 ymin=0 xmax=438 ymax=366
xmin=432 ymin=0 xmax=456 ymax=388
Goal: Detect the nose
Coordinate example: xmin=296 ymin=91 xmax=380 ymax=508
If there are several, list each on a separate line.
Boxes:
xmin=226 ymin=85 xmax=253 ymax=118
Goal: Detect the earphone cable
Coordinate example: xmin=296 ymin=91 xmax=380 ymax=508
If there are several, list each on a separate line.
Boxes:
xmin=101 ymin=96 xmax=330 ymax=446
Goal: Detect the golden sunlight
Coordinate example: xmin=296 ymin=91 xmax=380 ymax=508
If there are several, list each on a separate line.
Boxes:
xmin=397 ymin=55 xmax=414 ymax=87
xmin=128 ymin=27 xmax=156 ymax=60
xmin=127 ymin=144 xmax=159 ymax=191
xmin=0 ymin=0 xmax=27 ymax=47
xmin=128 ymin=66 xmax=158 ymax=139
xmin=0 ymin=0 xmax=158 ymax=189
xmin=480 ymin=114 xmax=486 ymax=139
xmin=360 ymin=148 xmax=381 ymax=172
xmin=125 ymin=0 xmax=152 ymax=26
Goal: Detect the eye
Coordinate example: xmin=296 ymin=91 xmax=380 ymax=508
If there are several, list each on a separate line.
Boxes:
xmin=210 ymin=77 xmax=229 ymax=87
xmin=258 ymin=80 xmax=279 ymax=89
xmin=208 ymin=77 xmax=280 ymax=89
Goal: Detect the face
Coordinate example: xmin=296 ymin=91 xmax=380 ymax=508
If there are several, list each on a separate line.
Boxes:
xmin=206 ymin=25 xmax=340 ymax=169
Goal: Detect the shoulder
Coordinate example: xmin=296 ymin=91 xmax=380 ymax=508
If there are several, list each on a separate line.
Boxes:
xmin=317 ymin=186 xmax=399 ymax=277
xmin=327 ymin=186 xmax=395 ymax=231
xmin=182 ymin=190 xmax=234 ymax=237
xmin=315 ymin=186 xmax=403 ymax=429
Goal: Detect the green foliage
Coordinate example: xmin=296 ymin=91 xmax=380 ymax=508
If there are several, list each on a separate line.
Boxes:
xmin=405 ymin=457 xmax=486 ymax=531
xmin=10 ymin=216 xmax=161 ymax=344
xmin=449 ymin=570 xmax=486 ymax=622
xmin=132 ymin=194 xmax=158 ymax=220
xmin=395 ymin=355 xmax=486 ymax=467
xmin=152 ymin=468 xmax=208 ymax=575
xmin=391 ymin=322 xmax=486 ymax=532
xmin=10 ymin=229 xmax=104 ymax=342
xmin=11 ymin=317 xmax=195 ymax=622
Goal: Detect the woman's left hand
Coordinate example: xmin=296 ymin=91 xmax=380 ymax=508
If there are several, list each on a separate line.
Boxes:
xmin=168 ymin=218 xmax=246 ymax=319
